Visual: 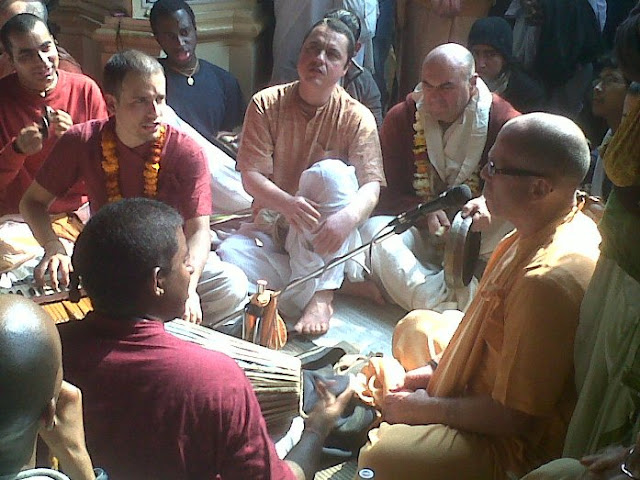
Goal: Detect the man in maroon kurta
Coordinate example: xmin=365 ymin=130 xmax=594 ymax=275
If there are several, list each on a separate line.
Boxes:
xmin=345 ymin=43 xmax=519 ymax=317
xmin=0 ymin=0 xmax=83 ymax=80
xmin=0 ymin=13 xmax=107 ymax=215
xmin=60 ymin=198 xmax=351 ymax=480
xmin=20 ymin=50 xmax=248 ymax=326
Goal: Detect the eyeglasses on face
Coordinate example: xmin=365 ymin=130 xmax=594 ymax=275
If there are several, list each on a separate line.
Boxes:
xmin=486 ymin=160 xmax=543 ymax=178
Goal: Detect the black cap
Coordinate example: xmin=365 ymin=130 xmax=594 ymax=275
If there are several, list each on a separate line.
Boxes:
xmin=468 ymin=16 xmax=514 ymax=64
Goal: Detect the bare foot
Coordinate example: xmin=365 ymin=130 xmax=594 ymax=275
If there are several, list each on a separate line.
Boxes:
xmin=294 ymin=290 xmax=334 ymax=335
xmin=339 ymin=279 xmax=386 ymax=306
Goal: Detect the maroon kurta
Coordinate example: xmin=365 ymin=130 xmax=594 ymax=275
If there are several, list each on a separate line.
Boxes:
xmin=36 ymin=118 xmax=212 ymax=220
xmin=59 ymin=313 xmax=296 ymax=480
xmin=0 ymin=70 xmax=108 ymax=215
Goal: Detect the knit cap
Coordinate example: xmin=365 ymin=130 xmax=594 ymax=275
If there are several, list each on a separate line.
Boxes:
xmin=468 ymin=16 xmax=514 ymax=63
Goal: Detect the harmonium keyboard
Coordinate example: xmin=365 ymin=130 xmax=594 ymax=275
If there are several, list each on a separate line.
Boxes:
xmin=0 ymin=279 xmax=92 ymax=323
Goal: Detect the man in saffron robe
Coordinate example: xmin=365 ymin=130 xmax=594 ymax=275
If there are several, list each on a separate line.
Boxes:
xmin=355 ymin=113 xmax=601 ymax=479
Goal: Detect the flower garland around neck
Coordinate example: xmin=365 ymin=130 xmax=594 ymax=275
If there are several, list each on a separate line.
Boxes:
xmin=412 ymin=109 xmax=483 ymax=201
xmin=101 ymin=124 xmax=167 ymax=203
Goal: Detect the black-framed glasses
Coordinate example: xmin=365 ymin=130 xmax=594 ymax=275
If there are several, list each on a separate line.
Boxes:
xmin=622 ymin=447 xmax=640 ymax=479
xmin=486 ymin=160 xmax=543 ymax=178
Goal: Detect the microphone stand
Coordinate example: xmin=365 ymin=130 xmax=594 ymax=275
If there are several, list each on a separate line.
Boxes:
xmin=207 ymin=213 xmax=423 ymax=330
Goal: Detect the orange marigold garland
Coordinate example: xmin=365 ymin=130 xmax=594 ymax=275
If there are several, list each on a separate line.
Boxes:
xmin=412 ymin=109 xmax=483 ymax=201
xmin=101 ymin=124 xmax=166 ymax=203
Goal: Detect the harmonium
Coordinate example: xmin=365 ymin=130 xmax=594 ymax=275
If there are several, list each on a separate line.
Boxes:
xmin=0 ymin=278 xmax=91 ymax=323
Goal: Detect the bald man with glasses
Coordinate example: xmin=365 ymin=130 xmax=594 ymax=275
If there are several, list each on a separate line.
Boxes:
xmin=355 ymin=113 xmax=602 ymax=480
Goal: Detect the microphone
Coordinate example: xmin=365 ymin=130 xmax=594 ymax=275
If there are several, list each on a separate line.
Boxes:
xmin=388 ymin=185 xmax=473 ymax=233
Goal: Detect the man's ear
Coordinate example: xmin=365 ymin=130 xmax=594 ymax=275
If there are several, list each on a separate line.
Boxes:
xmin=40 ymin=397 xmax=56 ymax=431
xmin=530 ymin=177 xmax=553 ymax=200
xmin=354 ymin=41 xmax=362 ymax=55
xmin=105 ymin=94 xmax=117 ymax=116
xmin=151 ymin=266 xmax=166 ymax=297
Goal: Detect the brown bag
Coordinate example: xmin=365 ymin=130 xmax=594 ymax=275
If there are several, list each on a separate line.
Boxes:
xmin=243 ymin=287 xmax=287 ymax=350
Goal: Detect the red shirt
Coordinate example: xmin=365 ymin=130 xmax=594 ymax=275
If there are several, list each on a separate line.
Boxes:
xmin=0 ymin=70 xmax=108 ymax=214
xmin=59 ymin=313 xmax=296 ymax=480
xmin=36 ymin=118 xmax=212 ymax=220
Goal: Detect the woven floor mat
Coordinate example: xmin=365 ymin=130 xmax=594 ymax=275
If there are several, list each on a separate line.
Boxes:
xmin=314 ymin=460 xmax=358 ymax=480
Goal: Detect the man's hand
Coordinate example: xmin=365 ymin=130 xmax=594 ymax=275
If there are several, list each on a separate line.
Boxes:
xmin=38 ymin=382 xmax=96 ymax=480
xmin=460 ymin=195 xmax=492 ymax=232
xmin=425 ymin=209 xmax=450 ymax=235
xmin=392 ymin=365 xmax=434 ymax=392
xmin=282 ymin=195 xmax=321 ymax=232
xmin=384 ymin=388 xmax=433 ymax=425
xmin=14 ymin=124 xmax=45 ymax=156
xmin=312 ymin=208 xmax=357 ymax=255
xmin=432 ymin=0 xmax=461 ymax=16
xmin=305 ymin=380 xmax=354 ymax=438
xmin=49 ymin=109 xmax=73 ymax=138
xmin=34 ymin=240 xmax=71 ymax=289
xmin=182 ymin=290 xmax=203 ymax=324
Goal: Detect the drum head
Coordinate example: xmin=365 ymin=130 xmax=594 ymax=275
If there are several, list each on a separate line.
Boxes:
xmin=444 ymin=211 xmax=481 ymax=289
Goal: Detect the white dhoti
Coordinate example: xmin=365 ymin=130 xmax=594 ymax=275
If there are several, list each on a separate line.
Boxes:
xmin=359 ymin=214 xmax=513 ymax=313
xmin=218 ymin=159 xmax=364 ymax=318
xmin=198 ymin=252 xmax=248 ymax=326
xmin=360 ymin=216 xmax=476 ymax=312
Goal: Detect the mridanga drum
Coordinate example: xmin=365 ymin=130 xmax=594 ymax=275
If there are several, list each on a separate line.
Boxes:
xmin=165 ymin=319 xmax=302 ymax=437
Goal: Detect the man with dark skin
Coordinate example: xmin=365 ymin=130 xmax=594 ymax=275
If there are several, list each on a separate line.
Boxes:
xmin=59 ymin=198 xmax=352 ymax=479
xmin=0 ymin=295 xmax=105 ymax=480
xmin=149 ymin=0 xmax=244 ymax=142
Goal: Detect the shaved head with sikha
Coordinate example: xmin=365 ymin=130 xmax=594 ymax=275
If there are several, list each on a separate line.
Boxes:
xmin=0 ymin=295 xmax=61 ymax=474
xmin=499 ymin=113 xmax=590 ymax=188
xmin=483 ymin=112 xmax=590 ymax=236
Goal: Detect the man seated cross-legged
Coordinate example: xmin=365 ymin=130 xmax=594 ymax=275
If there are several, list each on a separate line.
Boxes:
xmin=355 ymin=113 xmax=602 ymax=479
xmin=58 ymin=197 xmax=352 ymax=479
xmin=19 ymin=49 xmax=247 ymax=326
xmin=218 ymin=17 xmax=385 ymax=335
xmin=345 ymin=43 xmax=519 ymax=320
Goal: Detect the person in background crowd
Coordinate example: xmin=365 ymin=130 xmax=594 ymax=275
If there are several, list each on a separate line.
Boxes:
xmin=324 ymin=7 xmax=383 ymax=128
xmin=468 ymin=16 xmax=545 ymax=113
xmin=584 ymin=54 xmax=630 ymax=200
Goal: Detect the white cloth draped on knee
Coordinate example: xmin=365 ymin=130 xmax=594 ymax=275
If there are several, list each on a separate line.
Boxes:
xmin=219 ymin=159 xmax=365 ymax=318
xmin=161 ymin=105 xmax=252 ymax=215
xmin=280 ymin=159 xmax=364 ymax=315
